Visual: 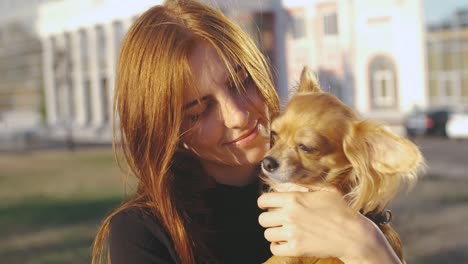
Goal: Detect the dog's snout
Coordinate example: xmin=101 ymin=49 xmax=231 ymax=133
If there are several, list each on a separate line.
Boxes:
xmin=262 ymin=156 xmax=279 ymax=172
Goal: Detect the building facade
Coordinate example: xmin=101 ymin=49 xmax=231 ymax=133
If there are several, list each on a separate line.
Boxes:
xmin=0 ymin=0 xmax=50 ymax=132
xmin=426 ymin=8 xmax=468 ymax=108
xmin=37 ymin=0 xmax=154 ymax=141
xmin=37 ymin=0 xmax=427 ymax=141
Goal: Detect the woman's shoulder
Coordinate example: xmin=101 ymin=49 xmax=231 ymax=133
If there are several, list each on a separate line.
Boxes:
xmin=110 ymin=206 xmax=160 ymax=231
xmin=109 ymin=206 xmax=179 ymax=264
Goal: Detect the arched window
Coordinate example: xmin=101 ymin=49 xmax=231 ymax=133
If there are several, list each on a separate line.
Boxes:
xmin=368 ymin=55 xmax=398 ymax=110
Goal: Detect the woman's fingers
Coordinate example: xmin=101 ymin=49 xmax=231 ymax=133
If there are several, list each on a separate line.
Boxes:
xmin=258 ymin=210 xmax=283 ymax=228
xmin=264 ymin=226 xmax=304 ymax=256
xmin=257 ymin=192 xmax=288 ymax=209
xmin=269 ymin=240 xmax=302 ymax=256
xmin=263 ymin=226 xmax=285 ymax=242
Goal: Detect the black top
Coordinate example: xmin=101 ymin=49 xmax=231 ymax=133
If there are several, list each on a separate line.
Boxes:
xmin=109 ymin=180 xmax=271 ymax=264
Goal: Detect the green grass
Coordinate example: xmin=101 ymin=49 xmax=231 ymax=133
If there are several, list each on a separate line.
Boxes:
xmin=0 ymin=148 xmax=134 ymax=264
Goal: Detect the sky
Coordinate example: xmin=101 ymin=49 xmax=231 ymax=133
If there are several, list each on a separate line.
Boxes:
xmin=424 ymin=0 xmax=468 ymax=23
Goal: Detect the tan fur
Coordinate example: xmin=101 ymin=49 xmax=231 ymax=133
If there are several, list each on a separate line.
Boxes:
xmin=262 ymin=67 xmax=424 ymax=264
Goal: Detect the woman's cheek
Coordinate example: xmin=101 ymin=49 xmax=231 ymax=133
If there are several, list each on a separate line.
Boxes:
xmin=194 ymin=119 xmax=221 ymax=144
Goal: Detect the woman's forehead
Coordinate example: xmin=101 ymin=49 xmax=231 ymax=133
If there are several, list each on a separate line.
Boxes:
xmin=184 ymin=41 xmax=230 ymax=102
xmin=189 ymin=41 xmax=228 ymax=83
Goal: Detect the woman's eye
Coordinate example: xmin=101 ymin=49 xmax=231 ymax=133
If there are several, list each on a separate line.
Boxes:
xmin=189 ymin=114 xmax=201 ymax=122
xmin=241 ymin=74 xmax=253 ymax=88
xmin=186 ymin=102 xmax=213 ymax=123
xmin=298 ymin=144 xmax=317 ymax=154
xmin=228 ymin=71 xmax=254 ymax=95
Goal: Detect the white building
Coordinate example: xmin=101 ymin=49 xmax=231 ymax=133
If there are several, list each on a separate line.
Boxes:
xmin=0 ymin=0 xmax=51 ymax=134
xmin=37 ymin=0 xmax=427 ymax=141
xmin=426 ymin=8 xmax=468 ymax=107
xmin=37 ymin=0 xmax=160 ymax=141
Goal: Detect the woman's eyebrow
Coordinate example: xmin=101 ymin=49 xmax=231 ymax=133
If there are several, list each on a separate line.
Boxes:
xmin=226 ymin=64 xmax=244 ymax=84
xmin=183 ymin=95 xmax=210 ymax=110
xmin=183 ymin=66 xmax=244 ymax=110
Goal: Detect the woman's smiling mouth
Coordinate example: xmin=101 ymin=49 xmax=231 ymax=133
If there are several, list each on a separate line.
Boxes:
xmin=225 ymin=120 xmax=259 ymax=146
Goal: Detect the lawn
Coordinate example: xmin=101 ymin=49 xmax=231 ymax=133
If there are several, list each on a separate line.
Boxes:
xmin=1 ymin=148 xmax=467 ymax=263
xmin=0 ymin=148 xmax=134 ymax=264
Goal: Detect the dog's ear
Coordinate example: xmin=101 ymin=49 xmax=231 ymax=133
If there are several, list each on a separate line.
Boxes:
xmin=298 ymin=66 xmax=322 ymax=93
xmin=343 ymin=121 xmax=424 ymax=213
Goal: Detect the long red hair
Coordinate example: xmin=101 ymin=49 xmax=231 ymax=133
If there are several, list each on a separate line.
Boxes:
xmin=92 ymin=0 xmax=279 ymax=263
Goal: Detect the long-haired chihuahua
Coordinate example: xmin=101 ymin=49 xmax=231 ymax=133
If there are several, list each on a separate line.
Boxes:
xmin=261 ymin=66 xmax=424 ymax=264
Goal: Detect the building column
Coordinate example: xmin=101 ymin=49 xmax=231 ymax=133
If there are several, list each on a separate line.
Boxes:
xmin=41 ymin=36 xmax=58 ymax=126
xmin=274 ymin=6 xmax=289 ymax=105
xmin=54 ymin=33 xmax=69 ymax=124
xmin=87 ymin=26 xmax=104 ymax=127
xmin=71 ymin=30 xmax=87 ymax=126
xmin=105 ymin=22 xmax=116 ymax=125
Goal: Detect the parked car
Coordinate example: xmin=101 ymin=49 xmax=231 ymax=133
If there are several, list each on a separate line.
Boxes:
xmin=404 ymin=110 xmax=432 ymax=137
xmin=446 ymin=107 xmax=468 ymax=140
xmin=404 ymin=108 xmax=451 ymax=137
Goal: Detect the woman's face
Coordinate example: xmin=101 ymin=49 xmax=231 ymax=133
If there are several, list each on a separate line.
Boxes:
xmin=180 ymin=40 xmax=270 ymax=186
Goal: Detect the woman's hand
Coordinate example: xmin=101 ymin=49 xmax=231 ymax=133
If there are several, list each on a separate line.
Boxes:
xmin=257 ymin=189 xmax=402 ymax=264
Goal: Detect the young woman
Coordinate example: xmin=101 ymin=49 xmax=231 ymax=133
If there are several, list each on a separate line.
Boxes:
xmin=92 ymin=0 xmax=402 ymax=263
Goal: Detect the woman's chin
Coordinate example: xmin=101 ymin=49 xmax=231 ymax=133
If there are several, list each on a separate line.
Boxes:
xmin=244 ymin=146 xmax=268 ymax=165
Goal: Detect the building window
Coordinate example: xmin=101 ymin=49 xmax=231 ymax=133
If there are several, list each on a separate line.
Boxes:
xmin=323 ymin=13 xmax=338 ymax=35
xmin=462 ymin=75 xmax=468 ymax=103
xmin=427 ymin=47 xmax=438 ymax=71
xmin=442 ymin=49 xmax=455 ymax=71
xmin=462 ymin=44 xmax=468 ymax=71
xmin=438 ymin=76 xmax=459 ymax=104
xmin=429 ymin=78 xmax=438 ymax=100
xmin=289 ymin=12 xmax=305 ymax=39
xmin=369 ymin=56 xmax=397 ymax=110
xmin=373 ymin=70 xmax=394 ymax=107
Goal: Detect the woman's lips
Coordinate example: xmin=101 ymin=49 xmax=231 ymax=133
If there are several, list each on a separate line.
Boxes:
xmin=225 ymin=121 xmax=259 ymax=146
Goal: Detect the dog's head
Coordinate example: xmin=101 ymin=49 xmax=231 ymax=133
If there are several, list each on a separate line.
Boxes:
xmin=261 ymin=67 xmax=424 ymax=213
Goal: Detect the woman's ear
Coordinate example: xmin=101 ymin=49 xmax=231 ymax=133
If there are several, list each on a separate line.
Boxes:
xmin=297 ymin=66 xmax=322 ymax=93
xmin=343 ymin=121 xmax=424 ymax=212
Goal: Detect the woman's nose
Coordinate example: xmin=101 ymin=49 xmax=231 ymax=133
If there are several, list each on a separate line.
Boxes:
xmin=220 ymin=94 xmax=250 ymax=129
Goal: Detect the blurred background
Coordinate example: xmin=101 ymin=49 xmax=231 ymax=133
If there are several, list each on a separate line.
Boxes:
xmin=0 ymin=0 xmax=467 ymax=263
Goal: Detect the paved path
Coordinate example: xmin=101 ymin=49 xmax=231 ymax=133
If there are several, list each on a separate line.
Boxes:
xmin=412 ymin=137 xmax=467 ymax=178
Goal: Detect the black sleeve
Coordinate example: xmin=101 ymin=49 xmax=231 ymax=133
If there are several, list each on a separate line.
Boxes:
xmin=109 ymin=208 xmax=179 ymax=264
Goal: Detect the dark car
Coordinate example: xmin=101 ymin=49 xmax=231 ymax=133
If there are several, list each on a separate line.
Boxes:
xmin=405 ymin=108 xmax=451 ymax=137
xmin=426 ymin=109 xmax=451 ymax=136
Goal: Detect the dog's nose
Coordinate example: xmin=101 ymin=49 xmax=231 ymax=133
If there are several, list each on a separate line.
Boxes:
xmin=262 ymin=156 xmax=279 ymax=172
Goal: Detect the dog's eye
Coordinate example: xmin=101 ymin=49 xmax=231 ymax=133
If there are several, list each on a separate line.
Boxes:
xmin=298 ymin=144 xmax=318 ymax=154
xmin=270 ymin=131 xmax=277 ymax=147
